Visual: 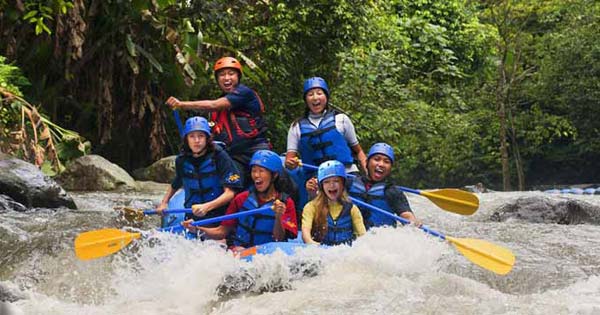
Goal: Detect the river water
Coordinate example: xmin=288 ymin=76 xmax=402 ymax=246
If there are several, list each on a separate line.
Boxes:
xmin=1 ymin=185 xmax=600 ymax=315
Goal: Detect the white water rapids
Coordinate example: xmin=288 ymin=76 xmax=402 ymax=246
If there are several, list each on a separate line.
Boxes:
xmin=1 ymin=189 xmax=600 ymax=315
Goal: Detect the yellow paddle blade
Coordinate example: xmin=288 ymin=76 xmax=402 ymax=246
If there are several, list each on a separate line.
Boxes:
xmin=74 ymin=228 xmax=141 ymax=261
xmin=421 ymin=189 xmax=479 ymax=215
xmin=446 ymin=236 xmax=515 ymax=275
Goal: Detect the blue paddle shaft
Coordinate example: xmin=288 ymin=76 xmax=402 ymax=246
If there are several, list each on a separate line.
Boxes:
xmin=349 ymin=197 xmax=446 ymax=240
xmin=173 ymin=110 xmax=184 ymax=137
xmin=143 ymin=208 xmax=192 ymax=215
xmin=300 ymin=162 xmax=424 ymax=196
xmin=397 ymin=186 xmax=420 ymax=195
xmin=159 ymin=205 xmax=272 ymax=233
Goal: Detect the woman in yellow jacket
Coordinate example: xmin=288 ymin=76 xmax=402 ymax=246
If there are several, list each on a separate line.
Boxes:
xmin=301 ymin=160 xmax=366 ymax=245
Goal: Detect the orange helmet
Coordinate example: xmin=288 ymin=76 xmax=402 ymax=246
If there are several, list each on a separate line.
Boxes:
xmin=213 ymin=57 xmax=242 ymax=74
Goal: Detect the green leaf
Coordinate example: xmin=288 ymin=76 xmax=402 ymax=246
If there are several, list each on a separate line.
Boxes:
xmin=134 ymin=44 xmax=163 ymax=73
xmin=125 ymin=35 xmax=137 ymax=57
xmin=183 ymin=19 xmax=195 ymax=33
xmin=127 ymin=56 xmax=140 ymax=75
xmin=22 ymin=10 xmax=38 ymax=20
xmin=41 ymin=161 xmax=56 ymax=177
xmin=183 ymin=63 xmax=196 ymax=80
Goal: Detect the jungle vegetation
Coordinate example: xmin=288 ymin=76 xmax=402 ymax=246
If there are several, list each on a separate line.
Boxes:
xmin=1 ymin=0 xmax=598 ymax=190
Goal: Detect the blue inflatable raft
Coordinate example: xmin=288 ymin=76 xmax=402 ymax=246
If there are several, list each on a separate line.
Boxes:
xmin=161 ymin=189 xmax=307 ymax=259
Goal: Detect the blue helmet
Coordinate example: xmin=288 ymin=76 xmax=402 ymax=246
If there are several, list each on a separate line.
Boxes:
xmin=303 ymin=77 xmax=329 ymax=99
xmin=367 ymin=143 xmax=395 ymax=163
xmin=249 ymin=150 xmax=283 ymax=174
xmin=317 ymin=160 xmax=346 ymax=184
xmin=183 ymin=116 xmax=211 ymax=138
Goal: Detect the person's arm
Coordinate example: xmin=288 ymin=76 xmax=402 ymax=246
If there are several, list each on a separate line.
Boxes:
xmin=350 ymin=205 xmax=367 ymax=237
xmin=285 ymin=151 xmax=300 ymax=170
xmin=350 ymin=143 xmax=368 ymax=174
xmin=271 ymin=199 xmax=287 ymax=241
xmin=385 ymin=187 xmax=422 ymax=226
xmin=400 ymin=211 xmax=421 ymax=226
xmin=195 ymin=224 xmax=234 ymax=240
xmin=195 ymin=193 xmax=244 ymax=236
xmin=338 ymin=114 xmax=367 ymax=173
xmin=191 ymin=150 xmax=243 ymax=217
xmin=305 ymin=177 xmax=319 ymax=200
xmin=301 ymin=202 xmax=319 ymax=244
xmin=191 ymin=187 xmax=235 ymax=217
xmin=280 ymin=196 xmax=298 ymax=239
xmin=166 ymin=96 xmax=231 ymax=111
xmin=157 ymin=157 xmax=184 ymax=214
xmin=156 ymin=186 xmax=176 ymax=214
xmin=285 ymin=123 xmax=301 ymax=169
xmin=215 ymin=148 xmax=244 ymax=192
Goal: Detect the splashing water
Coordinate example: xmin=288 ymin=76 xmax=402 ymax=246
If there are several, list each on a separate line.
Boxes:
xmin=1 ymin=190 xmax=600 ymax=314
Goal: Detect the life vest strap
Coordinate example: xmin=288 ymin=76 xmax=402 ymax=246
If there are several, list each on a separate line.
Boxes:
xmin=301 ymin=125 xmax=336 ymax=138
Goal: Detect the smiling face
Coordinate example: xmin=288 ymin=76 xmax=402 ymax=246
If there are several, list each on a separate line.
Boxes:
xmin=305 ymin=88 xmax=328 ymax=115
xmin=186 ymin=131 xmax=208 ymax=156
xmin=216 ymin=68 xmax=240 ymax=93
xmin=321 ymin=176 xmax=344 ymax=201
xmin=367 ymin=153 xmax=392 ymax=182
xmin=251 ymin=165 xmax=274 ymax=193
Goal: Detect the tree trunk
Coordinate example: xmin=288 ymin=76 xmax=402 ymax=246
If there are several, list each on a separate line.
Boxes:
xmin=496 ymin=48 xmax=512 ymax=191
xmin=498 ymin=101 xmax=511 ymax=191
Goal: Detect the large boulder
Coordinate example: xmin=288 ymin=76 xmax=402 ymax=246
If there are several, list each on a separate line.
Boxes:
xmin=132 ymin=155 xmax=176 ymax=183
xmin=0 ymin=157 xmax=76 ymax=209
xmin=56 ymin=154 xmax=138 ymax=191
xmin=491 ymin=196 xmax=600 ymax=225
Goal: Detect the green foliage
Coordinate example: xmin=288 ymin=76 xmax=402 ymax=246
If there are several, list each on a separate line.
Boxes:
xmin=22 ymin=0 xmax=74 ymax=35
xmin=1 ymin=56 xmax=88 ymax=175
xmin=1 ymin=0 xmax=598 ymax=188
xmin=0 ymin=56 xmax=29 ymax=96
xmin=330 ymin=0 xmax=495 ymax=186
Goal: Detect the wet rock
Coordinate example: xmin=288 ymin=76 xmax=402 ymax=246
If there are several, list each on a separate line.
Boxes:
xmin=132 ymin=155 xmax=176 ymax=183
xmin=135 ymin=181 xmax=170 ymax=193
xmin=216 ymin=259 xmax=322 ymax=298
xmin=491 ymin=196 xmax=600 ymax=225
xmin=0 ymin=158 xmax=76 ymax=209
xmin=0 ymin=153 xmax=12 ymax=161
xmin=0 ymin=282 xmax=24 ymax=303
xmin=0 ymin=195 xmax=27 ymax=212
xmin=464 ymin=182 xmax=491 ymax=193
xmin=56 ymin=155 xmax=138 ymax=191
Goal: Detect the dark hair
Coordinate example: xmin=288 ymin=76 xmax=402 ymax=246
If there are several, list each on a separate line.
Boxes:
xmin=180 ymin=134 xmax=216 ymax=156
xmin=273 ymin=169 xmax=299 ymax=202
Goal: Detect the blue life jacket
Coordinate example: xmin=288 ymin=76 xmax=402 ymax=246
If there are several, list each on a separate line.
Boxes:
xmin=349 ymin=177 xmax=397 ymax=229
xmin=321 ymin=201 xmax=355 ymax=246
xmin=299 ymin=111 xmax=353 ymax=166
xmin=233 ymin=190 xmax=288 ymax=247
xmin=181 ymin=152 xmax=224 ymax=220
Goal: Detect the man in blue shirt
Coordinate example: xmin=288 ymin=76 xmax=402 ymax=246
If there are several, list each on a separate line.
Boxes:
xmin=166 ymin=57 xmax=271 ymax=186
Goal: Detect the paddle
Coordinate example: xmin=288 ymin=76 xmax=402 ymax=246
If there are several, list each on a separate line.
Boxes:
xmin=74 ymin=228 xmax=141 ymax=261
xmin=159 ymin=205 xmax=273 ymax=233
xmin=350 ymin=197 xmax=515 ymax=275
xmin=116 ymin=206 xmax=193 ymax=222
xmin=299 ymin=162 xmax=479 ymax=215
xmin=74 ymin=205 xmax=273 ymax=260
xmin=172 ymin=110 xmax=185 ymax=137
